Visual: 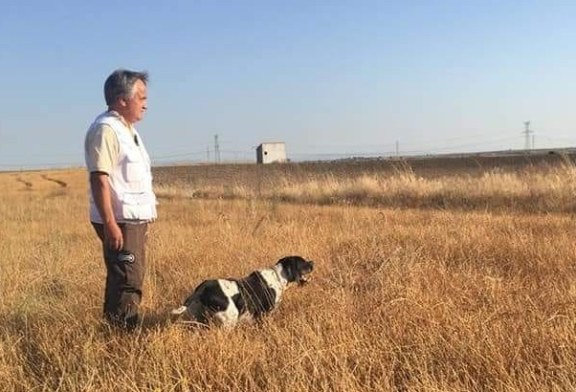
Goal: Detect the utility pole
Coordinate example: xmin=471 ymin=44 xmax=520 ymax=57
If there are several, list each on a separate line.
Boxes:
xmin=214 ymin=134 xmax=220 ymax=163
xmin=523 ymin=121 xmax=533 ymax=150
xmin=206 ymin=146 xmax=210 ymax=162
xmin=395 ymin=140 xmax=399 ymax=157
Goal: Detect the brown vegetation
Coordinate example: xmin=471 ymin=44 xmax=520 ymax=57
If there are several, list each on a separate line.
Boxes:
xmin=1 ymin=157 xmax=575 ymax=391
xmin=155 ymin=154 xmax=576 ymax=214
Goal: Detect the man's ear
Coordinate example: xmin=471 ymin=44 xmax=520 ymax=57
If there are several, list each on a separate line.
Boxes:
xmin=119 ymin=98 xmax=128 ymax=107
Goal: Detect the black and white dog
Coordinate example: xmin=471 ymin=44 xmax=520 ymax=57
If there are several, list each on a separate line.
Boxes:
xmin=171 ymin=256 xmax=314 ymax=328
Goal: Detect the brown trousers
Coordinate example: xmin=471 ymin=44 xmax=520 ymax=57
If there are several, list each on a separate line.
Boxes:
xmin=92 ymin=222 xmax=147 ymax=329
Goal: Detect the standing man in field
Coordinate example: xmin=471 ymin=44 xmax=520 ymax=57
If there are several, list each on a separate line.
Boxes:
xmin=84 ymin=69 xmax=157 ymax=330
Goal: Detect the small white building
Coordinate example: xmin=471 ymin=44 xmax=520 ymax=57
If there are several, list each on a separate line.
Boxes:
xmin=256 ymin=142 xmax=287 ymax=164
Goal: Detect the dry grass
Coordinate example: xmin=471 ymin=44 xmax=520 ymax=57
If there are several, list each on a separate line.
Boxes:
xmin=1 ymin=162 xmax=576 ymax=391
xmin=155 ymin=159 xmax=576 ymax=213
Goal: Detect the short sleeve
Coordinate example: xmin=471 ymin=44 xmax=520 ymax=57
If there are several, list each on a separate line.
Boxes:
xmin=84 ymin=124 xmax=119 ymax=174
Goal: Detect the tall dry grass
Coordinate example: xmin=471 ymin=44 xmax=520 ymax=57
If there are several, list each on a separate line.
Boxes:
xmin=1 ymin=162 xmax=575 ymax=391
xmin=155 ymin=159 xmax=576 ymax=213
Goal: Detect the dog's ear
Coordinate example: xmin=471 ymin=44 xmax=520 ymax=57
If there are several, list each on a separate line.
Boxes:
xmin=278 ymin=256 xmax=313 ymax=283
xmin=278 ymin=256 xmax=300 ymax=282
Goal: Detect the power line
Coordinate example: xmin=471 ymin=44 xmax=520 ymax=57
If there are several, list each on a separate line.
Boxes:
xmin=214 ymin=134 xmax=221 ymax=164
xmin=523 ymin=121 xmax=534 ymax=150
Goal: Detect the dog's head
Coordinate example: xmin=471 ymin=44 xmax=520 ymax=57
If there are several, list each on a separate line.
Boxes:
xmin=276 ymin=256 xmax=314 ymax=285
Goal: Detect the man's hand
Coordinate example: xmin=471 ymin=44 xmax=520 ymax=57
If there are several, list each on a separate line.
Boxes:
xmin=104 ymin=221 xmax=123 ymax=251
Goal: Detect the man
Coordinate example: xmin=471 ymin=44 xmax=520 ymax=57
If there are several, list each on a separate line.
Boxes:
xmin=84 ymin=69 xmax=157 ymax=330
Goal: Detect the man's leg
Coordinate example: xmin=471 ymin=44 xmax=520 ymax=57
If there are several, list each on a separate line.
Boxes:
xmin=92 ymin=222 xmax=147 ymax=330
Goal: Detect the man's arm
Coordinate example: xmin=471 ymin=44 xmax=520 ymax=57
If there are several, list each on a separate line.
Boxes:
xmin=90 ymin=172 xmax=123 ymax=251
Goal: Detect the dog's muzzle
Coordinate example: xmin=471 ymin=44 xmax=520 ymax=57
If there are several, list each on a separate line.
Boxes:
xmin=298 ymin=261 xmax=314 ymax=285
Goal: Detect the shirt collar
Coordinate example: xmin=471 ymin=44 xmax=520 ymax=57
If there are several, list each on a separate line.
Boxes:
xmin=107 ymin=110 xmax=134 ymax=132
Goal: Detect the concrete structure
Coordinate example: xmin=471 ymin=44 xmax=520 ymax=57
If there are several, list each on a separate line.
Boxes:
xmin=256 ymin=142 xmax=287 ymax=164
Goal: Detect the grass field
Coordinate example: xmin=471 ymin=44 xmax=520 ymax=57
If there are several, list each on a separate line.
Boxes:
xmin=1 ymin=156 xmax=575 ymax=391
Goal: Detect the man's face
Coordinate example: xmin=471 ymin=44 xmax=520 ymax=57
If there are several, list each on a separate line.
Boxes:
xmin=120 ymin=79 xmax=147 ymax=124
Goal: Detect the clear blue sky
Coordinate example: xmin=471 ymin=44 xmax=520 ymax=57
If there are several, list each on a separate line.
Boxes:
xmin=1 ymin=0 xmax=575 ymax=169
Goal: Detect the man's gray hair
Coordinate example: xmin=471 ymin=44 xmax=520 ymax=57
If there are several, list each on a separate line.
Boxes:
xmin=104 ymin=69 xmax=149 ymax=106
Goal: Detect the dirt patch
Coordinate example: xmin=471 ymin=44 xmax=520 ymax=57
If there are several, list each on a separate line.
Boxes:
xmin=16 ymin=177 xmax=33 ymax=189
xmin=41 ymin=175 xmax=68 ymax=188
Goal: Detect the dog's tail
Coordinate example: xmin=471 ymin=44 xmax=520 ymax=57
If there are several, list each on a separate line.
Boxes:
xmin=171 ymin=300 xmax=205 ymax=323
xmin=171 ymin=306 xmax=188 ymax=315
xmin=172 ymin=281 xmax=214 ymax=322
